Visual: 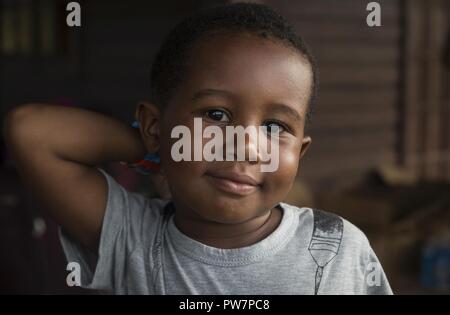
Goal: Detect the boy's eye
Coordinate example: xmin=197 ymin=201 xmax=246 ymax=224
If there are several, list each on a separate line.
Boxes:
xmin=264 ymin=121 xmax=285 ymax=135
xmin=205 ymin=109 xmax=230 ymax=122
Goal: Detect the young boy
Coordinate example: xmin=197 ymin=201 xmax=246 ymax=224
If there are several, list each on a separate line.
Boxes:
xmin=3 ymin=3 xmax=392 ymax=294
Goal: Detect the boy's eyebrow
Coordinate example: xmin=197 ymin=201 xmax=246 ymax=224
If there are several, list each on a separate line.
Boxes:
xmin=269 ymin=103 xmax=303 ymax=123
xmin=191 ymin=89 xmax=235 ymax=101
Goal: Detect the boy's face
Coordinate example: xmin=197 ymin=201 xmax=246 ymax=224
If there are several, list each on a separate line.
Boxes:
xmin=158 ymin=32 xmax=312 ymax=224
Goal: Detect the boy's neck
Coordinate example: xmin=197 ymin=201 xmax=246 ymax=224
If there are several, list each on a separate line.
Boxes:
xmin=173 ymin=206 xmax=283 ymax=249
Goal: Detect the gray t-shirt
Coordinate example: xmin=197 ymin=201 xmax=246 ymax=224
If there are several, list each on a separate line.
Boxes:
xmin=59 ymin=168 xmax=393 ymax=295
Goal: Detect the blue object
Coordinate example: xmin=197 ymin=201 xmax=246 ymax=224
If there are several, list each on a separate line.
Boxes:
xmin=421 ymin=239 xmax=450 ymax=290
xmin=132 ymin=120 xmax=140 ymax=129
xmin=144 ymin=152 xmax=161 ymax=164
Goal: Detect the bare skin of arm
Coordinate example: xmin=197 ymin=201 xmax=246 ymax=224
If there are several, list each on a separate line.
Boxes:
xmin=3 ymin=104 xmax=148 ymax=252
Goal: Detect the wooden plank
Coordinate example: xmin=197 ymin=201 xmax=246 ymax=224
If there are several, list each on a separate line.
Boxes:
xmin=308 ymin=110 xmax=397 ymax=131
xmin=272 ymin=0 xmax=400 ymax=20
xmin=315 ymin=104 xmax=396 ymax=119
xmin=401 ymin=0 xmax=448 ymax=180
xmin=314 ymin=45 xmax=399 ymax=64
xmin=318 ymin=88 xmax=397 ymax=106
xmin=447 ymin=72 xmax=450 ymax=179
xmin=446 ymin=2 xmax=450 ymax=180
xmin=318 ymin=65 xmax=398 ymax=86
xmin=292 ymin=21 xmax=400 ymax=44
xmin=308 ymin=133 xmax=396 ymax=157
xmin=399 ymin=0 xmax=422 ymax=177
xmin=423 ymin=0 xmax=446 ymax=179
xmin=309 ymin=126 xmax=395 ymax=143
xmin=300 ymin=149 xmax=396 ymax=178
xmin=300 ymin=30 xmax=400 ymax=45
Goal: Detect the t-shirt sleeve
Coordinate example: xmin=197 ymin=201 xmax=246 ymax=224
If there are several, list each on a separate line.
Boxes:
xmin=363 ymin=246 xmax=393 ymax=295
xmin=339 ymin=219 xmax=393 ymax=295
xmin=59 ymin=168 xmax=166 ymax=292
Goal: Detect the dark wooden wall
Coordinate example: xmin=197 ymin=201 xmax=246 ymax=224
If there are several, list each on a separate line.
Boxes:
xmin=402 ymin=0 xmax=450 ymax=181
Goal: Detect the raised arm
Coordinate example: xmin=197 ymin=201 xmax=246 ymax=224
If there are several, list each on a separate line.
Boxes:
xmin=3 ymin=104 xmax=146 ymax=251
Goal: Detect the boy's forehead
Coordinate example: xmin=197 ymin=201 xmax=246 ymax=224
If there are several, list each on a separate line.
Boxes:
xmin=183 ymin=33 xmax=312 ymax=110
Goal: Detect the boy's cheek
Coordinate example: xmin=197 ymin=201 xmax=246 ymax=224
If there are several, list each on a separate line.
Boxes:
xmin=165 ymin=160 xmax=206 ymax=180
xmin=276 ymin=147 xmax=300 ymax=174
xmin=263 ymin=150 xmax=300 ymax=193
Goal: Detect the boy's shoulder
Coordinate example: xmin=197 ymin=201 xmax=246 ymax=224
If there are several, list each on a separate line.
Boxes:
xmin=281 ymin=202 xmax=371 ymax=251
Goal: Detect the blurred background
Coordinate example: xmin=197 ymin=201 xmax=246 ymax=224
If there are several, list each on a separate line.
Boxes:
xmin=0 ymin=0 xmax=449 ymax=294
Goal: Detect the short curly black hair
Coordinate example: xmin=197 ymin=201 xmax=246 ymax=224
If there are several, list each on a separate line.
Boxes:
xmin=150 ymin=2 xmax=318 ymax=123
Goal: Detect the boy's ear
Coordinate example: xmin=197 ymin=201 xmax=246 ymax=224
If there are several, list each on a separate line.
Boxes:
xmin=299 ymin=136 xmax=312 ymax=160
xmin=135 ymin=101 xmax=161 ymax=153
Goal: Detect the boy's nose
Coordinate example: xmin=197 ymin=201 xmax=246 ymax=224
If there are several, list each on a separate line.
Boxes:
xmin=223 ymin=127 xmax=262 ymax=164
xmin=245 ymin=136 xmax=261 ymax=164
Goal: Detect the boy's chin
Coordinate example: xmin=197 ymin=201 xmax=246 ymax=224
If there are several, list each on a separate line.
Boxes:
xmin=196 ymin=200 xmax=262 ymax=225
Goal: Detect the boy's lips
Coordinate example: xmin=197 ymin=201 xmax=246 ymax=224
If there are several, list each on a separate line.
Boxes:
xmin=205 ymin=170 xmax=261 ymax=196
